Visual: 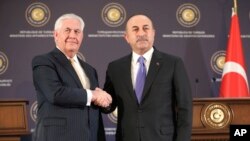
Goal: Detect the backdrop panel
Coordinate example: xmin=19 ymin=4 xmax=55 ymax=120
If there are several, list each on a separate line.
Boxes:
xmin=1 ymin=0 xmax=250 ymax=141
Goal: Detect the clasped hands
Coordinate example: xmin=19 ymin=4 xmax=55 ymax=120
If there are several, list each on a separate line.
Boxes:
xmin=92 ymin=87 xmax=112 ymax=108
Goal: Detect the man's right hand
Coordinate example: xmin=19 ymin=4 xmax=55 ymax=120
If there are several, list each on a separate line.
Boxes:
xmin=92 ymin=87 xmax=112 ymax=108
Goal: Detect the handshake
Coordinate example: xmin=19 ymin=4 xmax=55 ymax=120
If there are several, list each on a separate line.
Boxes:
xmin=91 ymin=87 xmax=112 ymax=108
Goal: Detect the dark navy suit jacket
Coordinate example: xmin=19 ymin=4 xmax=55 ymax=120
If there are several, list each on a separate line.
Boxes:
xmin=32 ymin=48 xmax=105 ymax=141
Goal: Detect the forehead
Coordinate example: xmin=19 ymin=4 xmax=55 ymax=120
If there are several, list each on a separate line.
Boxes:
xmin=61 ymin=18 xmax=81 ymax=29
xmin=127 ymin=15 xmax=153 ymax=28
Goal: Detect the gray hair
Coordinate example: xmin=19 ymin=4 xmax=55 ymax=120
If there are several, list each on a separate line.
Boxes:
xmin=54 ymin=13 xmax=85 ymax=31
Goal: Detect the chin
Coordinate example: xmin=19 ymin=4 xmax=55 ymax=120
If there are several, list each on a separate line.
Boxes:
xmin=138 ymin=44 xmax=148 ymax=49
xmin=67 ymin=45 xmax=79 ymax=50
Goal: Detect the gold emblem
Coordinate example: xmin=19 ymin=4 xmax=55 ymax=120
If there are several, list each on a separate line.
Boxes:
xmin=31 ymin=8 xmax=45 ymax=22
xmin=107 ymin=8 xmax=121 ymax=22
xmin=25 ymin=2 xmax=50 ymax=27
xmin=0 ymin=59 xmax=2 ymax=67
xmin=210 ymin=50 xmax=226 ymax=74
xmin=176 ymin=3 xmax=200 ymax=28
xmin=210 ymin=108 xmax=224 ymax=123
xmin=182 ymin=9 xmax=195 ymax=22
xmin=216 ymin=56 xmax=225 ymax=70
xmin=201 ymin=103 xmax=232 ymax=129
xmin=0 ymin=51 xmax=8 ymax=75
xmin=101 ymin=3 xmax=126 ymax=27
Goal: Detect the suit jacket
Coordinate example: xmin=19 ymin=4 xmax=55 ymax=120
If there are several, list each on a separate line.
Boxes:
xmin=32 ymin=48 xmax=105 ymax=141
xmin=103 ymin=49 xmax=192 ymax=141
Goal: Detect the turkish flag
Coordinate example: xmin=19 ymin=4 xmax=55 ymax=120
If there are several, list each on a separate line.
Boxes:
xmin=219 ymin=10 xmax=249 ymax=97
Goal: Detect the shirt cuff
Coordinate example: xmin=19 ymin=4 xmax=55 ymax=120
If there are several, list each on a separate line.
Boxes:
xmin=86 ymin=89 xmax=92 ymax=106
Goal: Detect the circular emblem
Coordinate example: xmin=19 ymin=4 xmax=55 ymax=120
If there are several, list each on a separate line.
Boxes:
xmin=0 ymin=51 xmax=9 ymax=75
xmin=201 ymin=103 xmax=232 ymax=129
xmin=101 ymin=3 xmax=126 ymax=27
xmin=210 ymin=50 xmax=226 ymax=74
xmin=176 ymin=3 xmax=200 ymax=28
xmin=107 ymin=108 xmax=118 ymax=124
xmin=30 ymin=101 xmax=38 ymax=122
xmin=25 ymin=2 xmax=50 ymax=27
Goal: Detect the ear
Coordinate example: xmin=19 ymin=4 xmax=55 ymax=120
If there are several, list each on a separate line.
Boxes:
xmin=53 ymin=30 xmax=59 ymax=42
xmin=152 ymin=29 xmax=156 ymax=38
xmin=53 ymin=30 xmax=58 ymax=38
xmin=124 ymin=33 xmax=129 ymax=43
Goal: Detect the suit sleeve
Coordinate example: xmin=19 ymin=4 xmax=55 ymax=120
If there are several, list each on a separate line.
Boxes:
xmin=32 ymin=55 xmax=88 ymax=107
xmin=173 ymin=58 xmax=193 ymax=141
xmin=102 ymin=63 xmax=118 ymax=114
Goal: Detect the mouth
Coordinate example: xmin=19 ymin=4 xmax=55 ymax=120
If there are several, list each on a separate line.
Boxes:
xmin=67 ymin=41 xmax=77 ymax=44
xmin=136 ymin=39 xmax=148 ymax=42
xmin=66 ymin=37 xmax=78 ymax=44
xmin=66 ymin=40 xmax=78 ymax=45
xmin=136 ymin=39 xmax=148 ymax=44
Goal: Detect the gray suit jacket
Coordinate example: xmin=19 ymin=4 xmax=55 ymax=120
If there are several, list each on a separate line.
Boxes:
xmin=32 ymin=48 xmax=105 ymax=141
xmin=103 ymin=49 xmax=192 ymax=141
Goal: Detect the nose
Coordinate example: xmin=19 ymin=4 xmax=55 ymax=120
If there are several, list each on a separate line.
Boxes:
xmin=69 ymin=30 xmax=77 ymax=38
xmin=137 ymin=29 xmax=146 ymax=36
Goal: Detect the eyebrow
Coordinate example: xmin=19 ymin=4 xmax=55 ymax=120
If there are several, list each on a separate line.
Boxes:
xmin=132 ymin=26 xmax=138 ymax=29
xmin=131 ymin=25 xmax=149 ymax=28
xmin=65 ymin=27 xmax=81 ymax=31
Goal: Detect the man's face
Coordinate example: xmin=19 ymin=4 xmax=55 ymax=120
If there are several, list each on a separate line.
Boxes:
xmin=124 ymin=15 xmax=155 ymax=55
xmin=54 ymin=18 xmax=83 ymax=58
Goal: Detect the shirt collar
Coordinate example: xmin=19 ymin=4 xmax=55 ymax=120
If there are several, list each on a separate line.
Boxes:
xmin=56 ymin=46 xmax=78 ymax=62
xmin=70 ymin=55 xmax=78 ymax=63
xmin=132 ymin=47 xmax=154 ymax=63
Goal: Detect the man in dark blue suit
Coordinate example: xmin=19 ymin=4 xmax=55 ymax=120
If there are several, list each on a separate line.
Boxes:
xmin=32 ymin=13 xmax=111 ymax=141
xmin=103 ymin=14 xmax=193 ymax=141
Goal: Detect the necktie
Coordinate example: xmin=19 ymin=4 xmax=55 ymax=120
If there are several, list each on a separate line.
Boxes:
xmin=135 ymin=56 xmax=146 ymax=103
xmin=70 ymin=58 xmax=90 ymax=89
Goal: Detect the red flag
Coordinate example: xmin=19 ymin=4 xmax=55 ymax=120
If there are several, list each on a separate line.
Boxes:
xmin=219 ymin=10 xmax=249 ymax=97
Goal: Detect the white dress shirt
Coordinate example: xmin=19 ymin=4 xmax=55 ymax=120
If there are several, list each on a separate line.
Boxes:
xmin=131 ymin=47 xmax=154 ymax=89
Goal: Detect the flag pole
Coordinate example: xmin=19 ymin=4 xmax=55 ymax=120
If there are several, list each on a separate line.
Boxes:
xmin=233 ymin=0 xmax=237 ymax=14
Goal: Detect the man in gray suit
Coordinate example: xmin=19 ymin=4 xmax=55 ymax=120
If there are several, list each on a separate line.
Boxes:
xmin=32 ymin=13 xmax=111 ymax=141
xmin=103 ymin=14 xmax=193 ymax=141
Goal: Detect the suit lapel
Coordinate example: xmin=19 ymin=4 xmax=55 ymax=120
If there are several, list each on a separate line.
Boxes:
xmin=121 ymin=54 xmax=137 ymax=101
xmin=52 ymin=48 xmax=83 ymax=88
xmin=141 ymin=50 xmax=162 ymax=103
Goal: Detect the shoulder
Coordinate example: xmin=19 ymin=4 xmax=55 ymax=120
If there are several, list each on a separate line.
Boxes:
xmin=32 ymin=53 xmax=50 ymax=65
xmin=154 ymin=49 xmax=182 ymax=62
xmin=31 ymin=49 xmax=56 ymax=68
xmin=108 ymin=54 xmax=131 ymax=66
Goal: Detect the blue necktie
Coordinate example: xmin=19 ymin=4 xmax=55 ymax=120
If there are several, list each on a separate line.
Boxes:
xmin=135 ymin=56 xmax=146 ymax=103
